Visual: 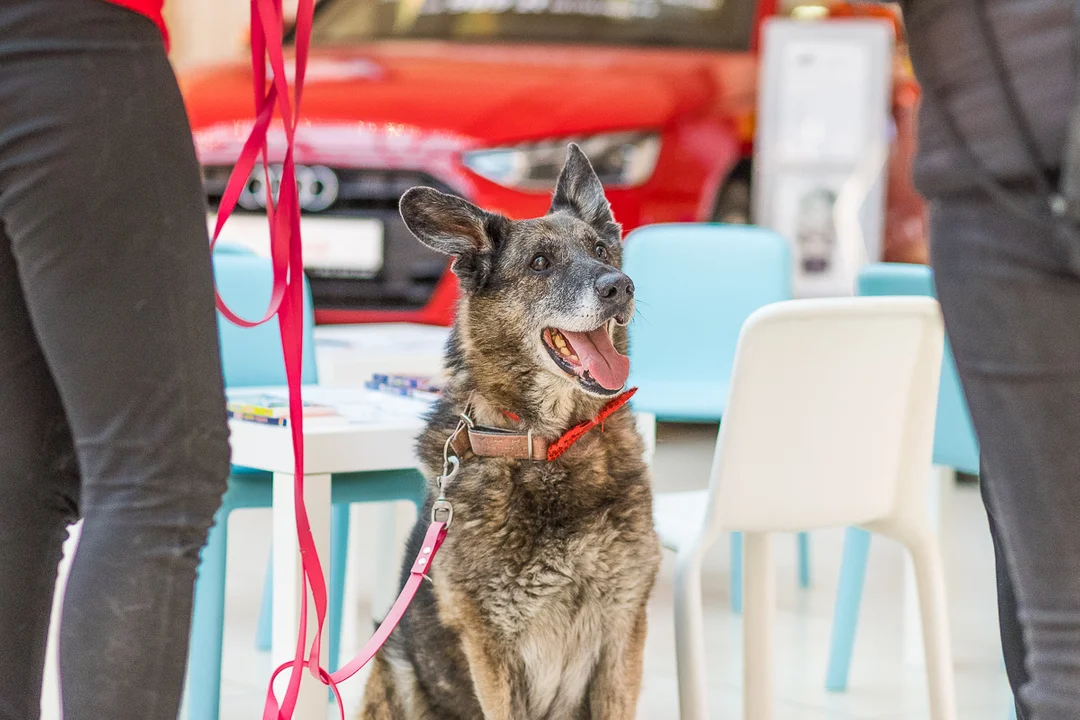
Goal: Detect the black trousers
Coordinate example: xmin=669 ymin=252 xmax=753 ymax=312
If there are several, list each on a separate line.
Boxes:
xmin=931 ymin=191 xmax=1080 ymax=719
xmin=0 ymin=1 xmax=230 ymax=718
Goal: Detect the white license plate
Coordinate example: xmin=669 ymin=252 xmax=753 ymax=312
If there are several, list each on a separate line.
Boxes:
xmin=208 ymin=214 xmax=384 ymax=279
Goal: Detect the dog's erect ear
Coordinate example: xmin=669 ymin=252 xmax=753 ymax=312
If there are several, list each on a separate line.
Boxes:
xmin=549 ymin=143 xmax=620 ymax=240
xmin=400 ymin=187 xmax=507 ymax=291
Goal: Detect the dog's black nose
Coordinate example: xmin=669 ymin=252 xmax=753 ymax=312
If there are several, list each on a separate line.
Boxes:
xmin=595 ymin=271 xmax=635 ymax=301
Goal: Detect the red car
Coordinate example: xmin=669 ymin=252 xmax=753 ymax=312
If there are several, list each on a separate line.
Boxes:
xmin=181 ymin=0 xmax=923 ymax=325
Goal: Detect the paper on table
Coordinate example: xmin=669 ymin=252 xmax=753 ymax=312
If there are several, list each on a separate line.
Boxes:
xmin=297 ymin=387 xmax=431 ymax=424
xmin=225 ymin=387 xmax=431 ymax=427
xmin=335 ymin=404 xmax=378 ymax=424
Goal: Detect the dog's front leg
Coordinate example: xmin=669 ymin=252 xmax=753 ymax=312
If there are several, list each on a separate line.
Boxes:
xmin=458 ymin=625 xmax=522 ymax=720
xmin=588 ymin=604 xmax=649 ymax=720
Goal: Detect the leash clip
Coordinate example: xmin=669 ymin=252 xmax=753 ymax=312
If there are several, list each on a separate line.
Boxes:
xmin=439 ymin=441 xmax=461 ymax=488
xmin=439 ymin=454 xmax=459 ymax=485
xmin=431 ymin=498 xmax=454 ymax=528
xmin=432 ymin=427 xmax=462 ymax=530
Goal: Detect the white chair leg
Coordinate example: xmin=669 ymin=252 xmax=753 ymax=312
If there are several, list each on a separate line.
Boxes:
xmin=902 ymin=555 xmax=923 ymax=666
xmin=906 ymin=531 xmax=957 ymax=720
xmin=41 ymin=520 xmax=81 ymax=720
xmin=743 ymin=531 xmax=775 ymax=720
xmin=903 ymin=466 xmax=953 ymax=666
xmin=673 ymin=552 xmax=709 ymax=720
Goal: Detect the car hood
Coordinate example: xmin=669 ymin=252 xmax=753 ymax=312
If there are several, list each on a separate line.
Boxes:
xmin=182 ymin=40 xmax=756 ymax=155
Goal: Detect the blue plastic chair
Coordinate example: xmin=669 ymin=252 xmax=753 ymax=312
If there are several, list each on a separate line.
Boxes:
xmin=825 ymin=262 xmax=979 ymax=691
xmin=185 ymin=254 xmax=426 ymax=719
xmin=623 ymin=223 xmax=810 ymax=612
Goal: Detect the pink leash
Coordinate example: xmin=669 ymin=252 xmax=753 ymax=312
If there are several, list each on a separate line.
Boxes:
xmin=209 ymin=1 xmax=447 ymax=716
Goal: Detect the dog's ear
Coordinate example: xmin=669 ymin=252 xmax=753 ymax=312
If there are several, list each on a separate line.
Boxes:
xmin=549 ymin=143 xmax=620 ymax=241
xmin=400 ymin=187 xmax=507 ymax=291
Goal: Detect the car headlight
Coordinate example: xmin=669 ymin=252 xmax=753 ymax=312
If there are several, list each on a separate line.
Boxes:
xmin=462 ymin=132 xmax=661 ymax=191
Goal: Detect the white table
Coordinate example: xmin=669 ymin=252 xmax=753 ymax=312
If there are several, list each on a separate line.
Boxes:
xmin=227 ymin=387 xmax=427 ymax=717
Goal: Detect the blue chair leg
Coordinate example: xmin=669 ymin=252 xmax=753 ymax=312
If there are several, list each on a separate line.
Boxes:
xmin=826 ymin=527 xmax=873 ymax=692
xmin=798 ymin=532 xmax=812 ymax=588
xmin=186 ymin=508 xmax=230 ymax=720
xmin=329 ymin=503 xmax=350 ymax=674
xmin=255 ymin=552 xmax=273 ymax=652
xmin=730 ymin=531 xmax=743 ymax=614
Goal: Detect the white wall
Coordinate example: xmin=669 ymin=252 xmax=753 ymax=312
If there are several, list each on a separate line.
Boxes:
xmin=165 ymin=0 xmax=300 ymax=71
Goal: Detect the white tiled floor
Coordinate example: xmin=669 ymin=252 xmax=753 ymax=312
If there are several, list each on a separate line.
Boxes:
xmin=210 ymin=422 xmax=1013 ymax=719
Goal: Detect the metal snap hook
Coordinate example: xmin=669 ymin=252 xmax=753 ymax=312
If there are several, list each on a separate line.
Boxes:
xmin=439 ymin=454 xmax=460 ymax=492
xmin=431 ymin=499 xmax=454 ymax=528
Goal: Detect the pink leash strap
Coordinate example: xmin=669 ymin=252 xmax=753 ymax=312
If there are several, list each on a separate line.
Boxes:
xmin=261 ymin=520 xmax=449 ymax=715
xmin=329 ymin=520 xmax=448 ymax=682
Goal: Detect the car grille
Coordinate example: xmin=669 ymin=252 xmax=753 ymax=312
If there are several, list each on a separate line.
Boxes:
xmin=202 ymin=166 xmax=453 ymax=211
xmin=203 ymin=166 xmax=452 ymax=313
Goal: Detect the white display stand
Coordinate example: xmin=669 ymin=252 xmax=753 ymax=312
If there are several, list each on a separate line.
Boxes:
xmin=754 ymin=19 xmax=894 ymax=298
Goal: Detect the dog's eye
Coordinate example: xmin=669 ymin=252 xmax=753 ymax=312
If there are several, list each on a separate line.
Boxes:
xmin=594 ymin=243 xmax=609 ymax=261
xmin=530 ymin=254 xmax=550 ymax=272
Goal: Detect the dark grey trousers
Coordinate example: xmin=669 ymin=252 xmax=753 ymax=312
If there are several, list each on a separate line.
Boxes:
xmin=931 ymin=191 xmax=1080 ymax=719
xmin=0 ymin=1 xmax=230 ymax=717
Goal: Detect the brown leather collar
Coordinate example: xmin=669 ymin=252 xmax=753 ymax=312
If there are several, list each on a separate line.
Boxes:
xmin=450 ymin=426 xmax=549 ymax=461
xmin=447 ymin=388 xmax=637 ymax=463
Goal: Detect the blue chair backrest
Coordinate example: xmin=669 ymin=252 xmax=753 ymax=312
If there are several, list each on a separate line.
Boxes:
xmin=623 ymin=223 xmax=791 ymax=404
xmin=213 ymin=254 xmax=318 ymax=388
xmin=857 ymin=263 xmax=979 ymax=474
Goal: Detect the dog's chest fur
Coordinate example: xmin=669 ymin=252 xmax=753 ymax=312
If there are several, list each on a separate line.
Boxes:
xmin=442 ymin=452 xmax=654 ymax=715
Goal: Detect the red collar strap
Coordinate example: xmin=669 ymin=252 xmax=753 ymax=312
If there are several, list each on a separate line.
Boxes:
xmin=451 ymin=388 xmax=636 ymax=462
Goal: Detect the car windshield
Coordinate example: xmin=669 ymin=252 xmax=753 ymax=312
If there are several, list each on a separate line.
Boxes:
xmin=309 ymin=0 xmax=757 ymax=52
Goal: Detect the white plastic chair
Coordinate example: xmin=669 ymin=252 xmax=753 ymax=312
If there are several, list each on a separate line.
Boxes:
xmin=653 ymin=297 xmax=956 ymax=720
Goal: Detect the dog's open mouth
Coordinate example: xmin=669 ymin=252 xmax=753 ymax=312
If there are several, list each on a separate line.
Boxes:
xmin=542 ymin=321 xmax=630 ymax=395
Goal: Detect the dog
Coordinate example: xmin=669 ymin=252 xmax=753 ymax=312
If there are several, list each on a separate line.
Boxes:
xmin=359 ymin=144 xmax=661 ymax=720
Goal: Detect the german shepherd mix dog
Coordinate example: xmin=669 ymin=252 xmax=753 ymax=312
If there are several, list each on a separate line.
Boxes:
xmin=360 ymin=145 xmax=661 ymax=720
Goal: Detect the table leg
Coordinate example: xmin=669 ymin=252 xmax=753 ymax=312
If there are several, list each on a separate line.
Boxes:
xmin=272 ymin=472 xmax=332 ymax=717
xmin=371 ymin=505 xmax=400 ymax=625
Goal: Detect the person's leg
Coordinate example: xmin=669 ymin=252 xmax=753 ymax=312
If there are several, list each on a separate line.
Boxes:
xmin=0 ymin=222 xmax=81 ymax=718
xmin=931 ymin=192 xmax=1080 ymax=718
xmin=0 ymin=2 xmax=230 ymax=717
xmin=981 ymin=466 xmax=1030 ymax=719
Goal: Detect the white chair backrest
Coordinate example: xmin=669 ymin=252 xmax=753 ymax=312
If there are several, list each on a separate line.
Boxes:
xmin=701 ymin=297 xmax=943 ymax=536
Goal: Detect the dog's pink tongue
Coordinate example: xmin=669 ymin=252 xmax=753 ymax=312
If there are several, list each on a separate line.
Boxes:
xmin=563 ymin=327 xmax=630 ymax=391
